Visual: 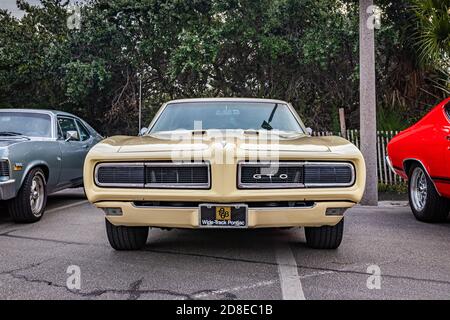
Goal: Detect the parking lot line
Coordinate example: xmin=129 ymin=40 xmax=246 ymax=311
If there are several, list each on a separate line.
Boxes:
xmin=191 ymin=280 xmax=278 ymax=299
xmin=275 ymin=244 xmax=306 ymax=300
xmin=45 ymin=200 xmax=88 ymax=214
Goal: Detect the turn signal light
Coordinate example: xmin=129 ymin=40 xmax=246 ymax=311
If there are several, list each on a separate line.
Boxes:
xmin=325 ymin=208 xmax=347 ymax=216
xmin=103 ymin=208 xmax=123 ymax=216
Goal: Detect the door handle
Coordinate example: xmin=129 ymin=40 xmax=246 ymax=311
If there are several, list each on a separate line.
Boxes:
xmin=447 ymin=135 xmax=450 ymax=141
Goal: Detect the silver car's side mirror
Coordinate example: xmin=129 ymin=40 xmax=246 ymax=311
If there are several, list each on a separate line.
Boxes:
xmin=306 ymin=127 xmax=313 ymax=135
xmin=65 ymin=130 xmax=79 ymax=141
xmin=139 ymin=127 xmax=148 ymax=136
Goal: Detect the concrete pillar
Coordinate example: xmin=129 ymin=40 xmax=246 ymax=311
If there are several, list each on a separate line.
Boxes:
xmin=359 ymin=0 xmax=378 ymax=206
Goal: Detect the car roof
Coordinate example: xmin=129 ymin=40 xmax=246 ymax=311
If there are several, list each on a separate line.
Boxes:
xmin=165 ymin=97 xmax=290 ymax=105
xmin=0 ymin=108 xmax=79 ymax=118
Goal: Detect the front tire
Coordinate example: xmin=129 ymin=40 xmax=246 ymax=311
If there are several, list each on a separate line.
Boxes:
xmin=8 ymin=168 xmax=47 ymax=223
xmin=305 ymin=218 xmax=344 ymax=249
xmin=408 ymin=164 xmax=450 ymax=222
xmin=105 ymin=219 xmax=149 ymax=250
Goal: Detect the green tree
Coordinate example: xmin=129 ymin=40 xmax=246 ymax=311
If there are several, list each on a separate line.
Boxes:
xmin=0 ymin=0 xmax=448 ymax=134
xmin=412 ymin=0 xmax=449 ymax=68
xmin=412 ymin=0 xmax=449 ymax=95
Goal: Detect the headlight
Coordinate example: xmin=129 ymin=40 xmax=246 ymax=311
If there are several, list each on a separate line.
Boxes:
xmin=0 ymin=160 xmax=10 ymax=181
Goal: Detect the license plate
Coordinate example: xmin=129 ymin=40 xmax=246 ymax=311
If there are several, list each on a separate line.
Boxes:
xmin=199 ymin=204 xmax=248 ymax=228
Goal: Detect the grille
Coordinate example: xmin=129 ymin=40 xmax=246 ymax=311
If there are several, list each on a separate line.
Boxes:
xmin=240 ymin=165 xmax=303 ymax=185
xmin=238 ymin=162 xmax=354 ymax=188
xmin=145 ymin=165 xmax=209 ymax=186
xmin=304 ymin=165 xmax=353 ymax=185
xmin=96 ymin=164 xmax=145 ymax=187
xmin=0 ymin=160 xmax=9 ymax=177
xmin=133 ymin=201 xmax=315 ymax=208
xmin=95 ymin=162 xmax=210 ymax=188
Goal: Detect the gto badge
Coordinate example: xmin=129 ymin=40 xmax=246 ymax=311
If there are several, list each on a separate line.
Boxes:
xmin=253 ymin=173 xmax=288 ymax=180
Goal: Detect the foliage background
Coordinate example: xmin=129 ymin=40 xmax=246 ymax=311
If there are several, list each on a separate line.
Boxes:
xmin=0 ymin=0 xmax=448 ymax=135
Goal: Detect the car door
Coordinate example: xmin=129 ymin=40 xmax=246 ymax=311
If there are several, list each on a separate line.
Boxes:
xmin=57 ymin=116 xmax=86 ymax=187
xmin=74 ymin=118 xmax=97 ymax=169
xmin=75 ymin=118 xmax=96 ymax=152
xmin=441 ymin=103 xmax=450 ymax=197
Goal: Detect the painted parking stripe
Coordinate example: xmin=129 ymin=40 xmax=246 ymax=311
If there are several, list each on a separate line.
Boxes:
xmin=275 ymin=244 xmax=306 ymax=300
xmin=45 ymin=200 xmax=88 ymax=214
xmin=191 ymin=280 xmax=278 ymax=299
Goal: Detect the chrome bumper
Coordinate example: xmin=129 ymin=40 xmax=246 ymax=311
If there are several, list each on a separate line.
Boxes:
xmin=97 ymin=201 xmax=354 ymax=228
xmin=0 ymin=179 xmax=16 ymax=200
xmin=385 ymin=156 xmax=396 ymax=174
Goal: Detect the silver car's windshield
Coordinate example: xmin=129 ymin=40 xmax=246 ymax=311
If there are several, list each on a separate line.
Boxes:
xmin=0 ymin=112 xmax=52 ymax=138
xmin=150 ymin=102 xmax=304 ymax=133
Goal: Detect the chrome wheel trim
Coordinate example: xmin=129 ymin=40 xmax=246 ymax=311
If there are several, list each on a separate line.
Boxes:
xmin=410 ymin=167 xmax=427 ymax=212
xmin=30 ymin=173 xmax=45 ymax=216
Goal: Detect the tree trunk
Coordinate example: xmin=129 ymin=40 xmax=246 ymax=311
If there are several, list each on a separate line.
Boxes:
xmin=359 ymin=0 xmax=378 ymax=206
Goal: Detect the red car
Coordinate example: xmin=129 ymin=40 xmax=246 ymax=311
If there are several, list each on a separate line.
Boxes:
xmin=387 ymin=97 xmax=450 ymax=222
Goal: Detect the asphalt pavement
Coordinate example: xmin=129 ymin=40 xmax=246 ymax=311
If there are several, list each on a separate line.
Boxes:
xmin=0 ymin=189 xmax=449 ymax=300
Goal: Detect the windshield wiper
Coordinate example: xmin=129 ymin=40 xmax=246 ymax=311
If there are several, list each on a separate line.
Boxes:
xmin=243 ymin=129 xmax=260 ymax=135
xmin=0 ymin=131 xmax=25 ymax=136
xmin=260 ymin=104 xmax=278 ymax=130
xmin=261 ymin=121 xmax=273 ymax=130
xmin=0 ymin=131 xmax=30 ymax=140
xmin=191 ymin=130 xmax=207 ymax=135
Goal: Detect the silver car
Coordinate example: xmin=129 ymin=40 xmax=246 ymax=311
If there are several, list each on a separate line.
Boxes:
xmin=0 ymin=109 xmax=102 ymax=223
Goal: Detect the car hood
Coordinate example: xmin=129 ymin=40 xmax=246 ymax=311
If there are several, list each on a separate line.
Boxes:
xmin=94 ymin=131 xmax=357 ymax=155
xmin=0 ymin=139 xmax=28 ymax=158
xmin=0 ymin=139 xmax=23 ymax=159
xmin=0 ymin=139 xmax=27 ymax=148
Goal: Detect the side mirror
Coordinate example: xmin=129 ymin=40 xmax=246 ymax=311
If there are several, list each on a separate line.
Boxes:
xmin=139 ymin=127 xmax=148 ymax=136
xmin=306 ymin=127 xmax=313 ymax=135
xmin=65 ymin=130 xmax=79 ymax=141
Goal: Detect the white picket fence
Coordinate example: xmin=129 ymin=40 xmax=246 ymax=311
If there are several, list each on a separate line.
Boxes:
xmin=312 ymin=130 xmax=403 ymax=185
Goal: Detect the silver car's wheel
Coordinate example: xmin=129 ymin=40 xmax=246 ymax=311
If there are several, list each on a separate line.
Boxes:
xmin=30 ymin=173 xmax=45 ymax=216
xmin=410 ymin=167 xmax=427 ymax=212
xmin=8 ymin=168 xmax=48 ymax=223
xmin=407 ymin=163 xmax=450 ymax=223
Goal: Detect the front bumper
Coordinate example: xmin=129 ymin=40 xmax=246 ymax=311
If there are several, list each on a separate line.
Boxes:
xmin=0 ymin=179 xmax=15 ymax=200
xmin=385 ymin=156 xmax=396 ymax=174
xmin=96 ymin=201 xmax=354 ymax=228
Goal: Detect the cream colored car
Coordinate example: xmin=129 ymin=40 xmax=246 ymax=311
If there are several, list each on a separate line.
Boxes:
xmin=84 ymin=98 xmax=366 ymax=250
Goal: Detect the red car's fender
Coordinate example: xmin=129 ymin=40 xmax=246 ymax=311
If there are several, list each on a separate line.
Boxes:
xmin=387 ymin=97 xmax=450 ymax=198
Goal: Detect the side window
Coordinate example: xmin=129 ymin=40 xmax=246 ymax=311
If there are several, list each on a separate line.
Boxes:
xmin=58 ymin=117 xmax=80 ymax=141
xmin=76 ymin=120 xmax=90 ymax=141
xmin=445 ymin=105 xmax=450 ymax=121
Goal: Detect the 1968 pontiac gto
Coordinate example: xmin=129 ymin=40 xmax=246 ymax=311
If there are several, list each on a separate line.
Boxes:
xmin=84 ymin=98 xmax=366 ymax=250
xmin=0 ymin=109 xmax=102 ymax=222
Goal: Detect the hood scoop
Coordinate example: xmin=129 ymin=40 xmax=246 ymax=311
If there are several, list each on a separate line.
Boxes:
xmin=118 ymin=142 xmax=208 ymax=153
xmin=240 ymin=143 xmax=330 ymax=152
xmin=116 ymin=132 xmax=332 ymax=153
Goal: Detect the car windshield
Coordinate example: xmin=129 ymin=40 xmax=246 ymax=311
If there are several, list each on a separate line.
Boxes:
xmin=149 ymin=102 xmax=304 ymax=133
xmin=0 ymin=112 xmax=52 ymax=137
